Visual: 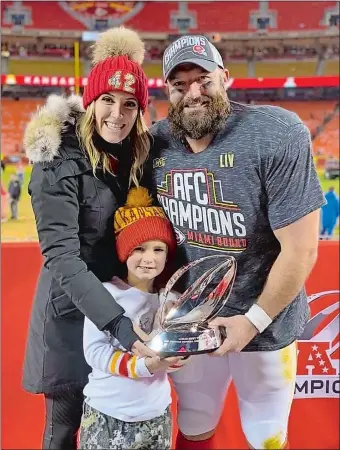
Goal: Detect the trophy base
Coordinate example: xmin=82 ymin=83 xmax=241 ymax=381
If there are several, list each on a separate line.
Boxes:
xmin=147 ymin=326 xmax=222 ymax=357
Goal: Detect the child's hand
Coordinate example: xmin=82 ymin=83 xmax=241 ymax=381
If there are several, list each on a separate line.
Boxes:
xmin=145 ymin=355 xmax=183 ymax=374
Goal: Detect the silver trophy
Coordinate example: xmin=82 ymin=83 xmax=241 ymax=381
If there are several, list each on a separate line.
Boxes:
xmin=148 ymin=255 xmax=237 ymax=357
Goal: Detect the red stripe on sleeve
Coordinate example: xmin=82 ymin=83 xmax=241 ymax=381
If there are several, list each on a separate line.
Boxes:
xmin=119 ymin=353 xmax=131 ymax=377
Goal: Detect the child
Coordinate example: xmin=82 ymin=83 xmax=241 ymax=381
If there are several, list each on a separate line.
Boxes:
xmin=79 ymin=187 xmax=185 ymax=449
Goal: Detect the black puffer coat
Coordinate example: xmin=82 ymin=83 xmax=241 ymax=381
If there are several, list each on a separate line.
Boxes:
xmin=22 ymin=95 xmax=147 ymax=394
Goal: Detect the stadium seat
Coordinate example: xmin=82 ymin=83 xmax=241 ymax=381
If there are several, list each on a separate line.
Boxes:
xmin=268 ymin=1 xmax=337 ymax=30
xmin=2 ymin=97 xmax=337 ymax=161
xmin=1 ymin=98 xmax=44 ymax=155
xmin=313 ymin=114 xmax=340 ymax=158
xmin=2 ymin=1 xmax=338 ymax=32
xmin=1 ymin=1 xmax=86 ymax=31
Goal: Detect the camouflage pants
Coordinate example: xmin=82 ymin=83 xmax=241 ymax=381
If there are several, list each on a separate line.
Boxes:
xmin=78 ymin=402 xmax=172 ymax=449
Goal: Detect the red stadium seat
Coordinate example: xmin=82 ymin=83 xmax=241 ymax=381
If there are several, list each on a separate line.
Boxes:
xmin=2 ymin=1 xmax=339 ymax=33
xmin=1 ymin=98 xmax=337 ymax=161
xmin=1 ymin=98 xmax=44 ymax=155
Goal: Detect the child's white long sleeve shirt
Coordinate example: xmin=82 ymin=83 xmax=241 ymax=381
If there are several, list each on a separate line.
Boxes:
xmin=83 ymin=277 xmax=171 ymax=422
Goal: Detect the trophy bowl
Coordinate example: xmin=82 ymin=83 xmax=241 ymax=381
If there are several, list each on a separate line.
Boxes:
xmin=148 ymin=255 xmax=237 ymax=357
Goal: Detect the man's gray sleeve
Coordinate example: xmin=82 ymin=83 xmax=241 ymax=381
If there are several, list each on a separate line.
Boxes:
xmin=265 ymin=123 xmax=325 ymax=230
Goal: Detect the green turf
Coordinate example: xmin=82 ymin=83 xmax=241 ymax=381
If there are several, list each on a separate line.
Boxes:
xmin=1 ymin=164 xmax=339 ymax=242
xmin=1 ymin=164 xmax=38 ymax=241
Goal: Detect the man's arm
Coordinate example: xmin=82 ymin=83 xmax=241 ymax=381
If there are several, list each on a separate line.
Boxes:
xmin=209 ymin=121 xmax=325 ymax=355
xmin=256 ymin=209 xmax=320 ymax=319
xmin=210 ymin=210 xmax=320 ymax=355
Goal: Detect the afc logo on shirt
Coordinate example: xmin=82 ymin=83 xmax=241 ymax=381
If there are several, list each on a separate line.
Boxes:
xmin=153 ymin=157 xmax=167 ymax=169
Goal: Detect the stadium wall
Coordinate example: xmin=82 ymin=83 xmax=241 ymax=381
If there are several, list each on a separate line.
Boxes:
xmin=1 ymin=241 xmax=339 ymax=449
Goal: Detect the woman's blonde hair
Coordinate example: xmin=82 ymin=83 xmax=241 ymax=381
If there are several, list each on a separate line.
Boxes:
xmin=76 ymin=102 xmax=150 ymax=187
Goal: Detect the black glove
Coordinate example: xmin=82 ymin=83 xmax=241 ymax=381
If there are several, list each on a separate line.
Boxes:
xmin=107 ymin=315 xmax=142 ymax=351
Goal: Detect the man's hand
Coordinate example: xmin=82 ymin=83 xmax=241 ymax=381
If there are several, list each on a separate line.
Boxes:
xmin=209 ymin=315 xmax=259 ymax=356
xmin=131 ymin=340 xmax=158 ymax=358
xmin=145 ymin=355 xmax=183 ymax=374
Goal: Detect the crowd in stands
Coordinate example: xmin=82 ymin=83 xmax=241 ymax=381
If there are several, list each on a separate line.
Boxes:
xmin=2 ymin=39 xmax=339 ymax=63
xmin=2 ymin=41 xmax=75 ymax=59
xmin=243 ymin=43 xmax=339 ymax=61
xmin=2 ymin=0 xmax=338 ymax=63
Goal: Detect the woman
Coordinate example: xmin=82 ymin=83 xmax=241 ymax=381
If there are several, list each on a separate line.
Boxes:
xmin=23 ymin=27 xmax=156 ymax=449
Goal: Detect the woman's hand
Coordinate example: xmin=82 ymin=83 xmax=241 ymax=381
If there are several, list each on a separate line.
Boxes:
xmin=110 ymin=315 xmax=158 ymax=356
xmin=130 ymin=322 xmax=159 ymax=358
xmin=132 ymin=322 xmax=152 ymax=342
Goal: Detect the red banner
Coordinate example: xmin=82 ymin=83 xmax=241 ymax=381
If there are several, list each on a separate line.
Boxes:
xmin=1 ymin=241 xmax=339 ymax=449
xmin=1 ymin=74 xmax=339 ymax=89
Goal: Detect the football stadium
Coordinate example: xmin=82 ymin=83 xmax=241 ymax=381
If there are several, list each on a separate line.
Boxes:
xmin=1 ymin=2 xmax=339 ymax=449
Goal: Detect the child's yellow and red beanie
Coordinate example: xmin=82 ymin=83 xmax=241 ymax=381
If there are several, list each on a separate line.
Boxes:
xmin=114 ymin=187 xmax=176 ymax=262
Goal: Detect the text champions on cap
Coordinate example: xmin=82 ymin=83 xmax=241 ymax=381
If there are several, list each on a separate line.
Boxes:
xmin=164 ymin=36 xmax=207 ymax=65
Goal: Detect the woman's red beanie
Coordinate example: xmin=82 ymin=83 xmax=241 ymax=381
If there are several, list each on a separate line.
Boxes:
xmin=83 ymin=27 xmax=148 ymax=112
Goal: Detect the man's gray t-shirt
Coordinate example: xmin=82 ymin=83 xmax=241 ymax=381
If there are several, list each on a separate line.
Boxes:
xmin=150 ymin=101 xmax=325 ymax=351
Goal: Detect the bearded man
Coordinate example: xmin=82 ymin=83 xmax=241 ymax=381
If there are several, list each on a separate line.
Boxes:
xmin=150 ymin=35 xmax=325 ymax=450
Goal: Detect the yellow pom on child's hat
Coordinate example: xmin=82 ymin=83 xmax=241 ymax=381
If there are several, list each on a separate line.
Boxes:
xmin=114 ymin=186 xmax=167 ymax=234
xmin=125 ymin=186 xmax=153 ymax=208
xmin=114 ymin=186 xmax=176 ymax=262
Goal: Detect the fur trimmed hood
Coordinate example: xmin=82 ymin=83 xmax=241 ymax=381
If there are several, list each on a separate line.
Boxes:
xmin=24 ymin=94 xmax=84 ymax=163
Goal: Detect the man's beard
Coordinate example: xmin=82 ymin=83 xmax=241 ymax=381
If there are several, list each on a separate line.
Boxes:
xmin=168 ymin=92 xmax=231 ymax=141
